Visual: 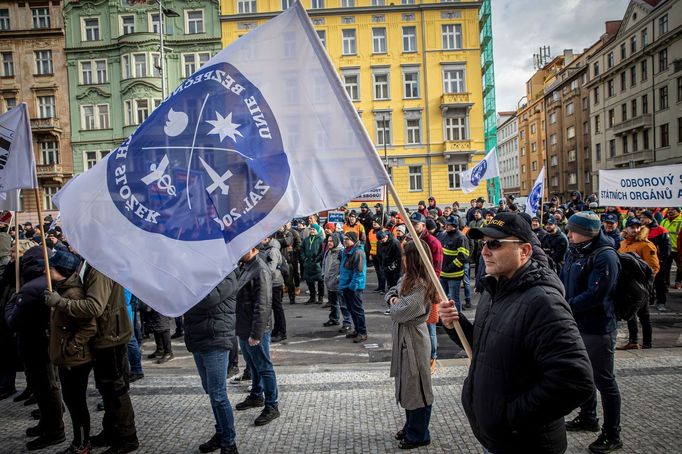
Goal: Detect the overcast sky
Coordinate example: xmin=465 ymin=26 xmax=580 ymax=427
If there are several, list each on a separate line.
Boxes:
xmin=492 ymin=0 xmax=630 ymax=111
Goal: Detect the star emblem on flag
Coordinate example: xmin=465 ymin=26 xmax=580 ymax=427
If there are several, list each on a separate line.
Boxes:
xmin=206 ymin=111 xmax=243 ymax=143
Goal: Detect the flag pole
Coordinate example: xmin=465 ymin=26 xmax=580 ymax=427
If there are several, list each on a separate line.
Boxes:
xmin=14 ymin=209 xmax=19 ymax=293
xmin=33 ymin=189 xmax=52 ymax=291
xmin=386 ymin=180 xmax=473 ymax=360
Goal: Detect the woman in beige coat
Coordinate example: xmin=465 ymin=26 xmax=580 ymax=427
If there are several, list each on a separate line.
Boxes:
xmin=385 ymin=240 xmax=435 ymax=450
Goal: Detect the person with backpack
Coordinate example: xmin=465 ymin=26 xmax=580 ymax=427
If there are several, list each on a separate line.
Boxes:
xmin=617 ymin=218 xmax=659 ymax=350
xmin=560 ymin=212 xmax=622 ymax=454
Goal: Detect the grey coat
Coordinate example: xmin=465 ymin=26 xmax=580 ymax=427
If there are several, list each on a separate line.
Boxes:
xmin=322 ymin=242 xmax=343 ymax=292
xmin=385 ymin=279 xmax=434 ymax=411
xmin=258 ymin=238 xmax=284 ymax=287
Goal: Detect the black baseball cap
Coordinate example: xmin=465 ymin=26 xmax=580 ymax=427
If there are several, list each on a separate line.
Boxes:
xmin=467 ymin=212 xmax=534 ymax=244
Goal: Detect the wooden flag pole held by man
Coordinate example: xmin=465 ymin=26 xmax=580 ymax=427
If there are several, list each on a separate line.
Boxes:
xmin=33 ymin=190 xmax=52 ymax=291
xmin=13 ymin=209 xmax=19 ymax=293
xmin=386 ymin=181 xmax=473 ymax=360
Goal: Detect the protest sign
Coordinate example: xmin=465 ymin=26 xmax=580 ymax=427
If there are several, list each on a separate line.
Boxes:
xmin=352 ymin=186 xmax=385 ymax=202
xmin=598 ymin=164 xmax=682 ymax=208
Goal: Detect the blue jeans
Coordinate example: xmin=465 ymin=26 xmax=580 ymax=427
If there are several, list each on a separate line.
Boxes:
xmin=193 ymin=347 xmax=236 ymax=448
xmin=441 ymin=278 xmax=462 ymax=312
xmin=127 ymin=335 xmax=143 ymax=376
xmin=329 ymin=290 xmax=352 ymax=326
xmin=239 ymin=332 xmax=279 ymax=409
xmin=463 ymin=262 xmax=472 ymax=302
xmin=403 ymin=405 xmax=431 ymax=443
xmin=427 ymin=323 xmax=437 ymax=360
xmin=341 ymin=289 xmax=366 ymax=335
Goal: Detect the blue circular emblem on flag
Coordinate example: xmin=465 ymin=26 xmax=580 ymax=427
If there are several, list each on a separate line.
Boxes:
xmin=470 ymin=159 xmax=488 ymax=186
xmin=529 ymin=181 xmax=543 ymax=212
xmin=106 ymin=62 xmax=290 ymax=243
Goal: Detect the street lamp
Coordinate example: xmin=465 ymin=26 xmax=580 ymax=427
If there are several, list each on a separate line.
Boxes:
xmin=150 ymin=0 xmax=179 ymax=99
xmin=382 ymin=115 xmax=390 ymax=226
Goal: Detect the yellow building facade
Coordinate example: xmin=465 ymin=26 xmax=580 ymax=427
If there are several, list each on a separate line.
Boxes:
xmin=220 ymin=0 xmax=487 ymax=209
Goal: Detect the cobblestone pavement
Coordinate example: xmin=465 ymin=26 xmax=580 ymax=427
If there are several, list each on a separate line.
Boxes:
xmin=1 ymin=349 xmax=681 ymax=453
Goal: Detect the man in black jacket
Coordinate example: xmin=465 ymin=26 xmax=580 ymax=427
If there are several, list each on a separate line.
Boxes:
xmin=184 ymin=271 xmax=240 ymax=454
xmin=541 ymin=217 xmax=569 ymax=273
xmin=234 ymin=248 xmax=280 ymax=426
xmin=439 ymin=213 xmax=594 ymax=454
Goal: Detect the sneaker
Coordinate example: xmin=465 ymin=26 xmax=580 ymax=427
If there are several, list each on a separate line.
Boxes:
xmin=271 ymin=334 xmax=287 ymax=343
xmin=57 ymin=443 xmax=92 ymax=454
xmin=156 ymin=352 xmax=174 ymax=364
xmin=394 ymin=430 xmax=405 ymax=440
xmin=227 ymin=365 xmax=239 ymax=379
xmin=235 ymin=395 xmax=265 ymax=411
xmin=90 ymin=431 xmax=114 ymax=447
xmin=304 ymin=297 xmax=315 ymax=305
xmin=95 ymin=400 xmax=105 ymax=412
xmin=146 ymin=350 xmax=162 ymax=359
xmin=398 ymin=439 xmax=431 ymax=449
xmin=323 ymin=320 xmax=339 ymax=327
xmin=430 ymin=358 xmax=437 ymax=375
xmin=199 ymin=433 xmax=221 ymax=453
xmin=254 ymin=406 xmax=280 ymax=426
xmin=642 ymin=344 xmax=652 ymax=349
xmin=345 ymin=331 xmax=358 ymax=338
xmin=289 ymin=298 xmax=296 ymax=305
xmin=656 ymin=304 xmax=667 ymax=312
xmin=353 ymin=333 xmax=368 ymax=343
xmin=102 ymin=438 xmax=139 ymax=454
xmin=565 ymin=415 xmax=600 ymax=432
xmin=220 ymin=445 xmax=239 ymax=454
xmin=129 ymin=373 xmax=144 ymax=383
xmin=26 ymin=424 xmax=42 ymax=437
xmin=170 ymin=331 xmax=184 ymax=339
xmin=338 ymin=325 xmax=352 ymax=334
xmin=588 ymin=433 xmax=623 ymax=453
xmin=26 ymin=432 xmax=66 ymax=451
xmin=464 ymin=300 xmax=472 ymax=309
xmin=383 ymin=309 xmax=391 ymax=316
xmin=321 ymin=302 xmax=331 ymax=309
xmin=674 ymin=282 xmax=681 ymax=290
xmin=230 ymin=371 xmax=251 ymax=384
xmin=616 ymin=342 xmax=640 ymax=350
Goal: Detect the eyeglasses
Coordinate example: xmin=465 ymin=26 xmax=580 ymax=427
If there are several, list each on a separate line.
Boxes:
xmin=482 ymin=239 xmax=526 ymax=250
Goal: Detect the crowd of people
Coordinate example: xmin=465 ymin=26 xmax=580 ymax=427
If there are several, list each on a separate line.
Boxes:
xmin=0 ymin=191 xmax=680 ymax=454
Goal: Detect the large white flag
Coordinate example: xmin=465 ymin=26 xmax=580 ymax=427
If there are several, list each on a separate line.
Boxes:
xmin=54 ymin=3 xmax=389 ymax=316
xmin=0 ymin=189 xmax=20 ymax=211
xmin=459 ymin=147 xmax=500 ymax=193
xmin=0 ymin=104 xmax=38 ymax=192
xmin=525 ymin=167 xmax=545 ymax=216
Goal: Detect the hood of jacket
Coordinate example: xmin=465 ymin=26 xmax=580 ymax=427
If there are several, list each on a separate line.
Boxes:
xmin=483 ymin=259 xmax=564 ymax=299
xmin=20 ymin=246 xmax=46 ymax=282
xmin=328 ymin=233 xmax=341 ymax=249
xmin=259 ymin=238 xmax=281 ymax=253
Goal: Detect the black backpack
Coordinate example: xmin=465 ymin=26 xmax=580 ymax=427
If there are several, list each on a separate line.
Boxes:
xmin=589 ymin=246 xmax=654 ymax=321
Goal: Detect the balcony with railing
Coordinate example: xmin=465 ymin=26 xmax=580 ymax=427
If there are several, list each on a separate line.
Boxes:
xmin=444 ymin=140 xmax=473 ymax=153
xmin=36 ymin=163 xmax=69 ymax=181
xmin=613 ymin=114 xmax=652 ymax=135
xmin=30 ymin=117 xmax=61 ymax=132
xmin=440 ymin=93 xmax=474 ymax=114
xmin=609 ymin=149 xmax=655 ymax=167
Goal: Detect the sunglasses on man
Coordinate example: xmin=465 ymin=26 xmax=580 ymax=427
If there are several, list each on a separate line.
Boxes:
xmin=482 ymin=239 xmax=526 ymax=250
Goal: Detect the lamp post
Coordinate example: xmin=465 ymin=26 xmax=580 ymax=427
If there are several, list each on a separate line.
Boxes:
xmin=151 ymin=0 xmax=179 ymax=99
xmin=383 ymin=115 xmax=390 ymax=227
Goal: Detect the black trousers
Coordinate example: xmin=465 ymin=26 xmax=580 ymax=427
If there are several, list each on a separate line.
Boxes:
xmin=93 ymin=344 xmax=137 ymax=440
xmin=654 ymin=265 xmax=667 ymax=304
xmin=272 ymin=286 xmax=286 ymax=337
xmin=627 ymin=303 xmax=652 ymax=347
xmin=375 ymin=259 xmax=386 ymax=291
xmin=59 ymin=362 xmax=93 ymax=446
xmin=384 ymin=267 xmax=401 ymax=291
xmin=228 ymin=335 xmax=239 ymax=368
xmin=24 ymin=354 xmax=64 ymax=436
xmin=306 ymin=280 xmax=324 ymax=299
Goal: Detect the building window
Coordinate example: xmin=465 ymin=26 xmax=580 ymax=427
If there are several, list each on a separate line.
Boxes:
xmin=81 ymin=104 xmax=109 ymax=130
xmin=642 ymin=94 xmax=648 ymax=114
xmin=531 ymin=143 xmax=537 ymax=153
xmin=186 ymin=10 xmax=204 ymax=34
xmin=238 ymin=0 xmax=257 ymax=12
xmin=632 ymin=132 xmax=638 ymax=152
xmin=134 ymin=54 xmax=147 ymax=77
xmin=0 ymin=9 xmax=9 ymax=30
xmin=630 ymin=35 xmax=637 ymax=54
xmin=641 ymin=28 xmax=648 ymax=47
xmin=403 ymin=69 xmax=419 ymax=99
xmin=34 ymin=50 xmax=53 ymax=75
xmin=448 ymin=164 xmax=465 ymax=189
xmin=566 ymin=102 xmax=574 ymax=116
xmin=582 ymin=96 xmax=588 ymax=110
xmin=372 ymin=28 xmax=387 ymax=54
xmin=608 ymin=139 xmax=616 ymax=158
xmin=607 ymin=52 xmax=614 ymax=68
xmin=568 ymin=173 xmax=577 ymax=185
xmin=341 ymin=0 xmax=355 ymax=7
xmin=550 ymin=133 xmax=557 ymax=145
xmin=149 ymin=13 xmax=161 ymax=33
xmin=641 ymin=59 xmax=648 ymax=82
xmin=608 ymin=109 xmax=615 ymax=128
xmin=530 ymin=123 xmax=536 ymax=135
xmin=660 ymin=123 xmax=669 ymax=147
xmin=38 ymin=95 xmax=55 ymax=118
xmin=343 ymin=74 xmax=359 ymax=101
xmin=402 ymin=26 xmax=416 ymax=52
xmin=658 ymin=49 xmax=668 ymax=72
xmin=593 ymin=61 xmax=600 ymax=77
xmin=342 ymin=29 xmax=356 ymax=55
xmin=550 ymin=155 xmax=558 ymax=166
xmin=678 ymin=118 xmax=682 ymax=144
xmin=3 ymin=97 xmax=16 ymax=112
xmin=595 ymin=143 xmax=601 ymax=161
xmin=376 ymin=115 xmax=391 ymax=146
xmin=311 ymin=0 xmax=324 ymax=8
xmin=659 ymin=14 xmax=668 ymax=35
xmin=643 ymin=129 xmax=649 ymax=149
xmin=40 ymin=141 xmax=59 ymax=165
xmin=568 ymin=149 xmax=577 ymax=162
xmin=32 ymin=7 xmax=50 ymax=29
xmin=182 ymin=52 xmax=211 ymax=77
xmin=136 ymin=99 xmax=150 ymax=124
xmin=531 ymin=161 xmax=537 ymax=171
xmin=83 ymin=17 xmax=100 ymax=41
xmin=445 ymin=116 xmax=466 ymax=141
xmin=372 ymin=0 xmax=385 ymax=5
xmin=621 ymin=103 xmax=627 ymax=122
xmin=593 ymin=87 xmax=600 ymax=104
xmin=442 ymin=24 xmax=462 ymax=50
xmin=595 ymin=114 xmax=601 ymax=133
xmin=120 ymin=15 xmax=135 ymax=35
xmin=80 ymin=60 xmax=107 ymax=84
xmin=659 ymin=86 xmax=668 ymax=110
xmin=620 ymin=72 xmax=626 ymax=91
xmin=620 ymin=43 xmax=626 ymax=60
xmin=631 ymin=99 xmax=637 ymax=118
xmin=549 ymin=112 xmax=557 ymax=124
xmin=607 ymin=79 xmax=615 ymax=97
xmin=630 ymin=65 xmax=636 ymax=87
xmin=373 ymin=72 xmax=390 ymax=100
xmin=443 ymin=68 xmax=465 ymax=93
xmin=124 ymin=99 xmax=155 ymax=125
xmin=408 ymin=165 xmax=422 ymax=191
xmin=43 ymin=187 xmax=60 ymax=211
xmin=677 ymin=76 xmax=682 ymax=102
xmin=1 ymin=52 xmax=13 ymax=77
xmin=405 ymin=118 xmax=421 ymax=145
xmin=316 ymin=30 xmax=326 ymax=48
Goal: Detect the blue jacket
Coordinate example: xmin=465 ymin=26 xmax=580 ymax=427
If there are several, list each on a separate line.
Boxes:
xmin=601 ymin=226 xmax=622 ymax=250
xmin=560 ymin=231 xmax=620 ymax=334
xmin=339 ymin=244 xmax=366 ymax=291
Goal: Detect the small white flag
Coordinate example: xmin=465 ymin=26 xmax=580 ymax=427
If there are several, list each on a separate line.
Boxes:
xmin=525 ymin=167 xmax=545 ymax=216
xmin=459 ymin=147 xmax=500 ymax=193
xmin=0 ymin=104 xmax=38 ymax=192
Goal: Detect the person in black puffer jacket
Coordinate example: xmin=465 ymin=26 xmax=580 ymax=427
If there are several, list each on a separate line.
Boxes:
xmin=439 ymin=213 xmax=594 ymax=454
xmin=184 ymin=270 xmax=239 ymax=454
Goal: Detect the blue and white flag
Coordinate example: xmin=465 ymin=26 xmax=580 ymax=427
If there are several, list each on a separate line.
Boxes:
xmin=525 ymin=166 xmax=545 ymax=216
xmin=459 ymin=148 xmax=500 ymax=194
xmin=54 ymin=3 xmax=389 ymax=316
xmin=0 ymin=104 xmax=38 ymax=192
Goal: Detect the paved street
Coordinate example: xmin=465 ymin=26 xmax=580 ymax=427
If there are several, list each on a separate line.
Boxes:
xmin=2 ymin=270 xmax=681 ymax=453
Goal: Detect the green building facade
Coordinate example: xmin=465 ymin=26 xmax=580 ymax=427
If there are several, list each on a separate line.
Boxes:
xmin=479 ymin=0 xmax=500 ymax=203
xmin=64 ymin=0 xmax=222 ymax=173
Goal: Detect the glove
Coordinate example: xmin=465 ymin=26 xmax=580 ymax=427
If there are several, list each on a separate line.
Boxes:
xmin=44 ymin=290 xmax=63 ymax=308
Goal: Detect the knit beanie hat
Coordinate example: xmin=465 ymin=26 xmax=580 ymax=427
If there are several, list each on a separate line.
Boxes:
xmin=567 ymin=211 xmax=601 ymax=238
xmin=344 ymin=231 xmax=358 ymax=244
xmin=641 ymin=210 xmax=655 ymax=221
xmin=49 ymin=250 xmax=81 ymax=277
xmin=425 ymin=219 xmax=437 ymax=231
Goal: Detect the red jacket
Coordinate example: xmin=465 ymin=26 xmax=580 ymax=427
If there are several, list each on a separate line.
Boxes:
xmin=419 ymin=229 xmax=444 ymax=324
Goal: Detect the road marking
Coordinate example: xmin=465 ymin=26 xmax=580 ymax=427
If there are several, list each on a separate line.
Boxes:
xmin=277 ymin=336 xmax=346 ymax=346
xmin=271 ymin=348 xmax=368 ymax=358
